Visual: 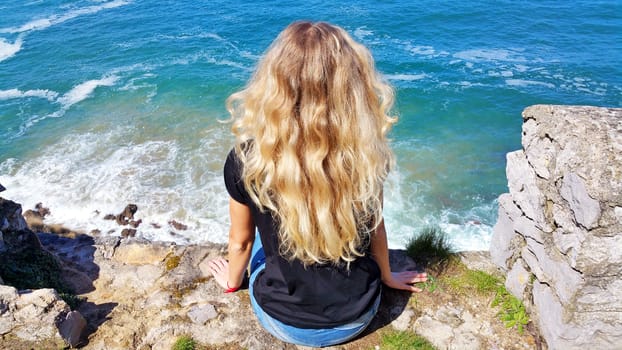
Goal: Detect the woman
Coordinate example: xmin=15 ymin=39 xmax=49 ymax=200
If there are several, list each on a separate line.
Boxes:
xmin=207 ymin=21 xmax=427 ymax=347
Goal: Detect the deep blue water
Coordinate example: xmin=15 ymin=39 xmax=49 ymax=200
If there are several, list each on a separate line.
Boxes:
xmin=1 ymin=0 xmax=620 ymax=249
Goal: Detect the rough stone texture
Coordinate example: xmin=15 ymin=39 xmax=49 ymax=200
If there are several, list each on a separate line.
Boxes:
xmin=490 ymin=105 xmax=622 ymax=350
xmin=413 ymin=305 xmax=492 ymax=350
xmin=490 ymin=193 xmax=522 ymax=269
xmin=505 ymin=259 xmax=529 ymax=298
xmin=457 ymin=250 xmax=500 ymax=276
xmin=187 ymin=304 xmax=218 ymax=325
xmin=0 ymin=285 xmax=69 ymax=348
xmin=35 ymin=235 xmax=434 ymax=350
xmin=390 ymin=308 xmax=414 ymax=331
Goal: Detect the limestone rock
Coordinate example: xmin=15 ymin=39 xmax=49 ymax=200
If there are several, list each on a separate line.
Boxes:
xmin=506 ymin=150 xmax=546 ymax=228
xmin=457 ymin=250 xmax=500 ymax=276
xmin=0 ymin=285 xmax=76 ymax=348
xmin=505 ymin=259 xmax=530 ymax=299
xmin=112 ymin=238 xmax=173 ymax=265
xmin=490 ymin=193 xmax=520 ymax=270
xmin=490 ymin=105 xmax=622 ymax=349
xmin=390 ymin=308 xmax=414 ymax=331
xmin=413 ymin=306 xmax=485 ymax=350
xmin=413 ymin=314 xmax=455 ymax=348
xmin=560 ymin=172 xmax=601 ymax=229
xmin=574 ymin=234 xmax=622 ymax=276
xmin=187 ymin=304 xmax=218 ymax=325
xmin=513 ymin=215 xmax=543 ymax=244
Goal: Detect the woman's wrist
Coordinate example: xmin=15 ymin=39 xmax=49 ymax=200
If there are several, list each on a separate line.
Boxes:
xmin=224 ymin=281 xmax=240 ymax=293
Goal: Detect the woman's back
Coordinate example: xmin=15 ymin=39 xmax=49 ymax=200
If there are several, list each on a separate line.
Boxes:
xmin=224 ymin=146 xmax=381 ymax=327
xmin=226 ymin=21 xmax=396 ymax=266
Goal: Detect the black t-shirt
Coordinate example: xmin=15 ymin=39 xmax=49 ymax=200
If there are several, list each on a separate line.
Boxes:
xmin=224 ymin=148 xmax=381 ymax=329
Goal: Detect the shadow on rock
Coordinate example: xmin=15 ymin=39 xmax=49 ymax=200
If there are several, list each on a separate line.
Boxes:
xmin=77 ymin=301 xmax=118 ymax=347
xmin=38 ymin=231 xmax=120 ymax=346
xmin=38 ymin=232 xmax=100 ymax=294
xmin=354 ymin=249 xmax=421 ymax=339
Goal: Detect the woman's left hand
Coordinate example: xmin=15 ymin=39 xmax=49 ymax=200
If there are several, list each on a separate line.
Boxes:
xmin=383 ymin=271 xmax=427 ymax=292
xmin=206 ymin=257 xmax=231 ymax=290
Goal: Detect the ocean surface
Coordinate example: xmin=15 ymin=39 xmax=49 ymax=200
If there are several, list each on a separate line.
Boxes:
xmin=1 ymin=1 xmax=620 ymax=250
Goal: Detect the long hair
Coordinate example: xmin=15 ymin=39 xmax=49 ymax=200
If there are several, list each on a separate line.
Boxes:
xmin=227 ymin=21 xmax=396 ymax=265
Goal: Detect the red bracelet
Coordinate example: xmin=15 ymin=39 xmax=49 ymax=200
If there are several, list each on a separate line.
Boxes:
xmin=224 ymin=281 xmax=240 ymax=293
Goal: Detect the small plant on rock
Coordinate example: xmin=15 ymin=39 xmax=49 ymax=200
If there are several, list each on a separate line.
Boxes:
xmin=492 ymin=287 xmax=530 ymax=334
xmin=172 ymin=335 xmax=196 ymax=350
xmin=421 ymin=275 xmax=439 ymax=293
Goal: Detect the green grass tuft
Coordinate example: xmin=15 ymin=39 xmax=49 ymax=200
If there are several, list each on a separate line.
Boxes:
xmin=405 ymin=226 xmax=454 ymax=266
xmin=380 ymin=330 xmax=436 ymax=350
xmin=464 ymin=269 xmax=501 ymax=294
xmin=172 ymin=335 xmax=196 ymax=350
xmin=442 ymin=265 xmax=503 ymax=296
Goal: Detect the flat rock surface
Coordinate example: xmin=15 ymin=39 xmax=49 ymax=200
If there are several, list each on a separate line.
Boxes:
xmin=22 ymin=234 xmax=538 ymax=350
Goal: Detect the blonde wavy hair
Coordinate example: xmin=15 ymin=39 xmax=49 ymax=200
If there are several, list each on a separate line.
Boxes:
xmin=227 ymin=21 xmax=396 ymax=265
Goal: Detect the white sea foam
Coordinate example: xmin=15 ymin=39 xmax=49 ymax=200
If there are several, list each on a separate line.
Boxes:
xmin=0 ymin=0 xmax=130 ymax=34
xmin=240 ymin=50 xmax=261 ymax=60
xmin=119 ymin=74 xmax=156 ymax=92
xmin=0 ymin=88 xmax=59 ymax=101
xmin=454 ymin=48 xmax=527 ymax=63
xmin=505 ymin=79 xmax=555 ymax=89
xmin=384 ymin=73 xmax=427 ymax=81
xmin=354 ymin=27 xmax=373 ymax=41
xmin=440 ymin=221 xmax=493 ymax=251
xmin=174 ymin=52 xmax=251 ymax=71
xmin=0 ymin=126 xmax=233 ymax=245
xmin=0 ymin=35 xmax=23 ymax=62
xmin=487 ymin=70 xmax=514 ymax=78
xmin=15 ymin=75 xmax=119 ymax=133
xmin=409 ymin=45 xmax=436 ymax=56
xmin=57 ymin=76 xmax=118 ymax=109
xmin=458 ymin=81 xmax=485 ymax=88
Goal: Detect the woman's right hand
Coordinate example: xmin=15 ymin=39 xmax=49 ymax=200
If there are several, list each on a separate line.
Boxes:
xmin=383 ymin=271 xmax=427 ymax=292
xmin=206 ymin=257 xmax=232 ymax=290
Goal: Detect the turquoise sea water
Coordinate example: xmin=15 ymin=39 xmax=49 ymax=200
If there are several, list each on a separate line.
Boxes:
xmin=1 ymin=1 xmax=620 ymax=250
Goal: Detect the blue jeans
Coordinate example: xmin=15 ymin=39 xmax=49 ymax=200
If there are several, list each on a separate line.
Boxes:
xmin=248 ymin=234 xmax=381 ymax=347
